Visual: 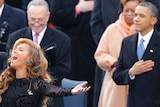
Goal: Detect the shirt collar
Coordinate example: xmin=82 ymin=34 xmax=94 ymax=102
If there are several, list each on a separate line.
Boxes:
xmin=0 ymin=4 xmax=4 ymax=17
xmin=32 ymin=26 xmax=47 ymax=37
xmin=32 ymin=26 xmax=47 ymax=44
xmin=137 ymin=28 xmax=154 ymax=48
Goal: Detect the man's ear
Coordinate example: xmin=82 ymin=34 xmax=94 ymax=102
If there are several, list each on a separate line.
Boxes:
xmin=151 ymin=17 xmax=158 ymax=25
xmin=47 ymin=12 xmax=50 ymax=21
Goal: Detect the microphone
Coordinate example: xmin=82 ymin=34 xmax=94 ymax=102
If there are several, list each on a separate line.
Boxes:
xmin=27 ymin=80 xmax=33 ymax=96
xmin=0 ymin=21 xmax=9 ymax=42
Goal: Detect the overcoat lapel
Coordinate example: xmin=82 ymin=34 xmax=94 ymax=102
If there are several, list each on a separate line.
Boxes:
xmin=40 ymin=26 xmax=56 ymax=50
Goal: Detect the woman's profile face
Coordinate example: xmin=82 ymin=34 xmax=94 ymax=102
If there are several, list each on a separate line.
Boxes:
xmin=10 ymin=43 xmax=30 ymax=69
xmin=123 ymin=0 xmax=139 ymax=25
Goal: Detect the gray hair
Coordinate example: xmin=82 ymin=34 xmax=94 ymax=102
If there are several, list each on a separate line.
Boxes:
xmin=138 ymin=2 xmax=158 ymax=18
xmin=27 ymin=0 xmax=49 ymax=12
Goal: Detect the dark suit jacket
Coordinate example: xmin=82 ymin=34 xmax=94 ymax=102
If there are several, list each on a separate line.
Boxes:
xmin=113 ymin=29 xmax=160 ymax=107
xmin=0 ymin=3 xmax=27 ymax=51
xmin=6 ymin=26 xmax=71 ymax=85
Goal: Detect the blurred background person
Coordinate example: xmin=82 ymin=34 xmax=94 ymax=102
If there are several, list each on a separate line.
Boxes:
xmin=49 ymin=0 xmax=96 ymax=106
xmin=5 ymin=0 xmax=54 ymax=11
xmin=145 ymin=0 xmax=160 ymax=31
xmin=94 ymin=0 xmax=144 ymax=107
xmin=0 ymin=0 xmax=27 ymax=51
xmin=90 ymin=0 xmax=120 ymax=106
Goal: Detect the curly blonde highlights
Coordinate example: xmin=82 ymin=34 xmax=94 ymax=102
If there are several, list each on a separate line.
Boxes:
xmin=0 ymin=38 xmax=52 ymax=106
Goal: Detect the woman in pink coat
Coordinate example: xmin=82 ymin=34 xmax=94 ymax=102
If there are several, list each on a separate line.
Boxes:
xmin=94 ymin=0 xmax=144 ymax=107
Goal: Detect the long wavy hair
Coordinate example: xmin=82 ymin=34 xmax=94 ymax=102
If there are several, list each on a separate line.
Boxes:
xmin=0 ymin=38 xmax=52 ymax=106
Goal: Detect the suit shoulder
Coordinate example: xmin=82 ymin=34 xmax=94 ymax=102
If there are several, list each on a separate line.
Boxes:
xmin=121 ymin=33 xmax=137 ymax=46
xmin=124 ymin=33 xmax=137 ymax=41
xmin=49 ymin=27 xmax=70 ymax=40
xmin=9 ymin=27 xmax=28 ymax=37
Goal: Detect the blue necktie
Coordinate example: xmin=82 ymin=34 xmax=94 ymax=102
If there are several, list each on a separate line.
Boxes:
xmin=137 ymin=38 xmax=145 ymax=60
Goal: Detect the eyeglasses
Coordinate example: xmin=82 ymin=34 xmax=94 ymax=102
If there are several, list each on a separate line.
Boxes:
xmin=28 ymin=18 xmax=46 ymax=24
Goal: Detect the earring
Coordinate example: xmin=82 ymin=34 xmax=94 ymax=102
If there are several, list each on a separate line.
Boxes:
xmin=26 ymin=61 xmax=30 ymax=65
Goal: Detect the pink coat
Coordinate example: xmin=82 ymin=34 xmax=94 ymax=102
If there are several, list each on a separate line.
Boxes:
xmin=95 ymin=18 xmax=135 ymax=107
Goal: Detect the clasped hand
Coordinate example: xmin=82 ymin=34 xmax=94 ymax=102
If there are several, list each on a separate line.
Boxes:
xmin=76 ymin=0 xmax=94 ymax=13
